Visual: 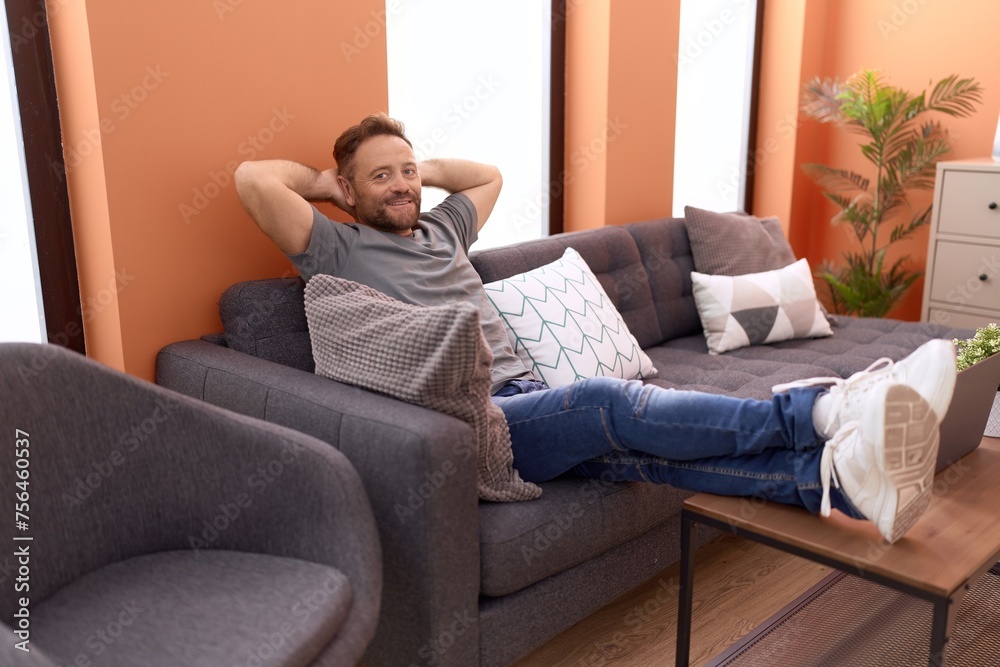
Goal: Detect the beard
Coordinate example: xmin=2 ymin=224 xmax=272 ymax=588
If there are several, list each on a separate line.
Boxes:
xmin=355 ymin=191 xmax=421 ymax=234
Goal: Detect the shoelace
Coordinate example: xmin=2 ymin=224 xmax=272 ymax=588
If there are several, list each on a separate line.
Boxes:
xmin=771 ymin=357 xmax=894 ymax=396
xmin=817 ymin=419 xmax=859 ymax=516
xmin=775 ymin=358 xmax=895 ymax=517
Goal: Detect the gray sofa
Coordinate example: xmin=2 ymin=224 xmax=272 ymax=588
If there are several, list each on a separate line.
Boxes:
xmin=156 ymin=214 xmax=971 ymax=667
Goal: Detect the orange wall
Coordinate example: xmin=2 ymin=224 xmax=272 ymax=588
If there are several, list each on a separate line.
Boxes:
xmin=604 ymin=1 xmax=680 ymax=226
xmin=757 ymin=0 xmax=1000 ymax=320
xmin=564 ymin=0 xmax=681 ymax=231
xmin=564 ymin=0 xmax=611 ymax=231
xmin=51 ymin=0 xmax=1000 ymax=378
xmin=49 ymin=0 xmax=389 ymax=379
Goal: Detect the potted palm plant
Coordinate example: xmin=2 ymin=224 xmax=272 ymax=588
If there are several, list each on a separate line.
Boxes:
xmin=800 ymin=70 xmax=983 ymax=317
xmin=955 ymin=323 xmax=1000 ymax=437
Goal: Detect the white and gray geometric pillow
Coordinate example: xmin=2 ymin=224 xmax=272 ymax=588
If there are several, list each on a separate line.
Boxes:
xmin=692 ymin=258 xmax=832 ymax=354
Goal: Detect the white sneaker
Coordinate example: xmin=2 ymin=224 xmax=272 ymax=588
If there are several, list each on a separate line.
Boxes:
xmin=773 ymin=339 xmax=957 ymax=438
xmin=819 ymin=382 xmax=940 ymax=543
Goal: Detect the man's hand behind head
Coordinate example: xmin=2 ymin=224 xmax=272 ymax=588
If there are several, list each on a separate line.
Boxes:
xmin=319 ymin=166 xmax=356 ymax=219
xmin=235 ymin=159 xmax=352 ymax=255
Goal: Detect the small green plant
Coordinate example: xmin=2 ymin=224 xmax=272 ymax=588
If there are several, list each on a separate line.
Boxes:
xmin=954 ymin=323 xmax=1000 ymax=390
xmin=800 ymin=69 xmax=983 ymax=317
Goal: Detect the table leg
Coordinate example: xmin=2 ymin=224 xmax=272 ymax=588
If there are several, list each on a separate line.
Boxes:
xmin=929 ymin=597 xmax=949 ymax=666
xmin=929 ymin=582 xmax=969 ymax=667
xmin=675 ymin=510 xmax=696 ymax=667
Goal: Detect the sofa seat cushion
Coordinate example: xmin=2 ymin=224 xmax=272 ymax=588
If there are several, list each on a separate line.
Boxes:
xmin=643 ymin=316 xmax=974 ymax=400
xmin=32 ymin=550 xmax=351 ymax=667
xmin=479 ymin=476 xmax=692 ymax=596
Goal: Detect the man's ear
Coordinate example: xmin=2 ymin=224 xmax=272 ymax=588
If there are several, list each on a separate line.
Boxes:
xmin=337 ymin=174 xmax=356 ymax=207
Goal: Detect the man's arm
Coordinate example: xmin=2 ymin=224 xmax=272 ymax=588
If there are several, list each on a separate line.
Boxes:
xmin=234 ymin=160 xmax=354 ymax=255
xmin=418 ymin=159 xmax=502 ymax=231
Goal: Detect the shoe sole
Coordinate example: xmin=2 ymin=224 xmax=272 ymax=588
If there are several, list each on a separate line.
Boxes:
xmin=894 ymin=339 xmax=957 ymax=420
xmin=874 ymin=384 xmax=940 ymax=543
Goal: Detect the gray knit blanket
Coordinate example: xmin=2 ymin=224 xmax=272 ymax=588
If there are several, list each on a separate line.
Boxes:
xmin=303 ymin=275 xmax=542 ymax=503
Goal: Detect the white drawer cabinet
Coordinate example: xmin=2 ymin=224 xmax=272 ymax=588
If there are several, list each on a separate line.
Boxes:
xmin=921 ymin=159 xmax=1000 ymax=329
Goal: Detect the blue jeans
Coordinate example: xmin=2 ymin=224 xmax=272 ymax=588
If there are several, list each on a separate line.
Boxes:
xmin=492 ymin=377 xmax=863 ymax=517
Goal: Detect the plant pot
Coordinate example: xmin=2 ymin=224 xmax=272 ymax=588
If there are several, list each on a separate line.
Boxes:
xmin=986 ymin=392 xmax=1000 ymax=438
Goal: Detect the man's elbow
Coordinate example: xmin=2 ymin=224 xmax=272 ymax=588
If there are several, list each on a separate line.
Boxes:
xmin=485 ymin=165 xmax=503 ymax=198
xmin=234 ymin=161 xmax=258 ymax=192
xmin=234 ymin=161 xmax=269 ymax=208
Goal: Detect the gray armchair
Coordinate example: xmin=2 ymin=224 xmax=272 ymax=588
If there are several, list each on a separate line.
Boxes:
xmin=0 ymin=342 xmax=381 ymax=667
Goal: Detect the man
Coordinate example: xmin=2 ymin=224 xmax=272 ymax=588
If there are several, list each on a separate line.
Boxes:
xmin=235 ymin=113 xmax=956 ymax=544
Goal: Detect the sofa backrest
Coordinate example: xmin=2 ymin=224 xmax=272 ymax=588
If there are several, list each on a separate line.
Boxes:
xmin=470 ymin=216 xmax=702 ymax=347
xmin=219 ymin=278 xmax=315 ymax=372
xmin=620 ymin=217 xmax=704 ymax=342
xmin=217 ymin=216 xmax=703 ymax=367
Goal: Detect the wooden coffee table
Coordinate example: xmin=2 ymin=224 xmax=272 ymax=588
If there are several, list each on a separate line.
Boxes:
xmin=675 ymin=436 xmax=1000 ymax=667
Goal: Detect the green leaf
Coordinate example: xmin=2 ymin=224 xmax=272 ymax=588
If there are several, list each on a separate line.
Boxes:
xmin=799 ymin=68 xmax=982 ymax=317
xmin=802 ymin=164 xmax=871 ymax=194
xmin=928 ymin=74 xmax=984 ymax=116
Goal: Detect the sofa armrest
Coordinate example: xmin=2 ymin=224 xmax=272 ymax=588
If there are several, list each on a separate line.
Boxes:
xmin=156 ymin=339 xmax=481 ymax=667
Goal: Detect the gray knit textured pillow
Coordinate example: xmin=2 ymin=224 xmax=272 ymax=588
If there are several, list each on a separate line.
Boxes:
xmin=684 ymin=206 xmax=797 ymax=275
xmin=303 ymin=275 xmax=541 ymax=503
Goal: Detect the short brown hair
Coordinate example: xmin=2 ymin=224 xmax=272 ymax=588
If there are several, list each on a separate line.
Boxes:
xmin=333 ymin=113 xmax=412 ymax=180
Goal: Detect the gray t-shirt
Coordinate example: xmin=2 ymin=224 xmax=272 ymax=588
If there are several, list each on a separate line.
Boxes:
xmin=288 ymin=193 xmax=533 ymax=394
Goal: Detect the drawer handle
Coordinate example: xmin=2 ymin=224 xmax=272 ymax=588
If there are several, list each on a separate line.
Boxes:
xmin=980 ymin=274 xmax=989 ymax=282
xmin=990 ymin=202 xmax=998 ymax=210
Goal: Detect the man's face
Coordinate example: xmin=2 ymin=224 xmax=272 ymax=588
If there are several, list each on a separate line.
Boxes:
xmin=341 ymin=134 xmax=422 ymax=235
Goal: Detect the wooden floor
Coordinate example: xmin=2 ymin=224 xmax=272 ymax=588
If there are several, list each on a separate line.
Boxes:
xmin=513 ymin=532 xmax=832 ymax=667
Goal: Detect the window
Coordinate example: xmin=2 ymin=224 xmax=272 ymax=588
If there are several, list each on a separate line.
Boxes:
xmin=0 ymin=4 xmax=43 ymax=343
xmin=386 ymin=0 xmax=553 ymax=249
xmin=2 ymin=0 xmax=82 ymax=352
xmin=672 ymin=0 xmax=763 ymax=216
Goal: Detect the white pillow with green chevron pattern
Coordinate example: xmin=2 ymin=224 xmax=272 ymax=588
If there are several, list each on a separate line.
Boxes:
xmin=483 ymin=247 xmax=657 ymax=387
xmin=691 ymin=258 xmax=833 ymax=355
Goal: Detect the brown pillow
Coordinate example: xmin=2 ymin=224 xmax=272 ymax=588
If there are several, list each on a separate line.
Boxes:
xmin=684 ymin=206 xmax=797 ymax=275
xmin=303 ymin=275 xmax=542 ymax=503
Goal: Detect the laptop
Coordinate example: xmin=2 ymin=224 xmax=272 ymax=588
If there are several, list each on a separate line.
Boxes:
xmin=935 ymin=349 xmax=1000 ymax=472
